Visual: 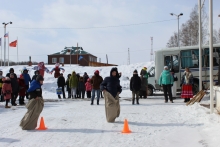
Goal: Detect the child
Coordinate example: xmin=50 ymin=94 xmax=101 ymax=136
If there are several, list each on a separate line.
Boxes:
xmin=18 ymin=74 xmax=26 ymax=105
xmin=2 ymin=77 xmax=12 ymax=108
xmin=65 ymin=74 xmax=71 ymax=98
xmin=78 ymin=77 xmax=85 ymax=99
xmin=85 ymin=78 xmax=92 ymax=98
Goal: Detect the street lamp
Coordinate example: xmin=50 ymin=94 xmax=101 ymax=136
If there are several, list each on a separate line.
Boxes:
xmin=170 ymin=13 xmax=183 ymax=48
xmin=2 ymin=21 xmax=12 ymax=66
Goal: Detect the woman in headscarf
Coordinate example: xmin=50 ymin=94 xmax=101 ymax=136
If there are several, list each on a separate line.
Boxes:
xmin=180 ymin=67 xmax=194 ymax=102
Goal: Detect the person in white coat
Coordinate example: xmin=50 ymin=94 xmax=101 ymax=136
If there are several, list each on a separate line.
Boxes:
xmin=170 ymin=68 xmax=178 ymax=98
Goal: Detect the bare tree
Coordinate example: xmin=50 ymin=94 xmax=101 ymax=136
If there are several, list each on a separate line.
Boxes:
xmin=167 ymin=4 xmax=208 ymax=47
xmin=167 ymin=32 xmax=178 ymax=47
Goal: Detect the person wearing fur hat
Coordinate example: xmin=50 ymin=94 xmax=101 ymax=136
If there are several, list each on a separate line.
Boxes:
xmin=180 ymin=67 xmax=194 ymax=102
xmin=139 ymin=67 xmax=149 ymax=98
xmin=20 ymin=75 xmax=44 ymax=130
xmin=6 ymin=68 xmax=17 ymax=79
xmin=130 ymin=70 xmax=141 ymax=105
xmin=0 ymin=71 xmax=5 ymax=102
xmin=10 ymin=73 xmax=19 ymax=106
xmin=2 ymin=77 xmax=12 ymax=108
xmin=100 ymin=67 xmax=122 ymax=122
xmin=90 ymin=70 xmax=103 ymax=105
xmin=159 ymin=66 xmax=174 ymax=103
xmin=18 ymin=74 xmax=26 ymax=105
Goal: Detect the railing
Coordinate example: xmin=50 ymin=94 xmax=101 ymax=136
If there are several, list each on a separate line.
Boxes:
xmin=89 ymin=62 xmax=117 ymax=67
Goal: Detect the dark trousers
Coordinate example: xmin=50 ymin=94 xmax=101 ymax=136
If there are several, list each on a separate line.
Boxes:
xmin=25 ymin=85 xmax=29 ymax=99
xmin=76 ymin=89 xmax=80 ymax=98
xmin=79 ymin=90 xmax=85 ymax=98
xmin=0 ymin=88 xmax=4 ymax=102
xmin=139 ymin=90 xmax=146 ymax=98
xmin=100 ymin=91 xmax=104 ymax=98
xmin=5 ymin=99 xmax=10 ymax=106
xmin=163 ymin=84 xmax=173 ymax=101
xmin=11 ymin=92 xmax=18 ymax=105
xmin=58 ymin=86 xmax=66 ymax=98
xmin=67 ymin=89 xmax=71 ymax=98
xmin=19 ymin=96 xmax=25 ymax=104
xmin=86 ymin=91 xmax=91 ymax=98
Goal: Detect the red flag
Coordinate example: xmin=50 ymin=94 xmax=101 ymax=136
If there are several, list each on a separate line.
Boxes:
xmin=9 ymin=40 xmax=17 ymax=47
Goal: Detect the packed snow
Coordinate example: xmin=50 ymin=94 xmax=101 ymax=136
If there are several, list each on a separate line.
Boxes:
xmin=0 ymin=62 xmax=220 ymax=147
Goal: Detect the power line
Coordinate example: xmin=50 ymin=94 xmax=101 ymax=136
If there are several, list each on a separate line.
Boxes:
xmin=6 ymin=19 xmax=176 ymax=30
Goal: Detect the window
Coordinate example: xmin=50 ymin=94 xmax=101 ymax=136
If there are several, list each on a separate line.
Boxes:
xmin=59 ymin=57 xmax=64 ymax=63
xmin=52 ymin=58 xmax=57 ymax=63
xmin=181 ymin=49 xmax=200 ymax=69
xmin=204 ymin=47 xmax=220 ymax=67
xmin=164 ymin=55 xmax=179 ymax=72
xmin=148 ymin=67 xmax=155 ymax=77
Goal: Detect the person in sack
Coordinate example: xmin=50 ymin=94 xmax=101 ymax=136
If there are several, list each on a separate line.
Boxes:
xmin=130 ymin=70 xmax=141 ymax=105
xmin=78 ymin=77 xmax=86 ymax=99
xmin=180 ymin=67 xmax=194 ymax=103
xmin=20 ymin=75 xmax=44 ymax=130
xmin=139 ymin=67 xmax=149 ymax=98
xmin=22 ymin=68 xmax=31 ymax=99
xmin=18 ymin=74 xmax=26 ymax=105
xmin=65 ymin=74 xmax=71 ymax=98
xmin=57 ymin=73 xmax=66 ymax=99
xmin=159 ymin=66 xmax=174 ymax=103
xmin=91 ymin=70 xmax=103 ymax=105
xmin=100 ymin=67 xmax=122 ymax=122
xmin=2 ymin=77 xmax=12 ymax=108
xmin=32 ymin=70 xmax=39 ymax=81
xmin=85 ymin=78 xmax=92 ymax=98
xmin=69 ymin=71 xmax=78 ymax=99
xmin=10 ymin=73 xmax=20 ymax=106
xmin=170 ymin=68 xmax=178 ymax=98
xmin=0 ymin=70 xmax=5 ymax=102
xmin=6 ymin=68 xmax=17 ymax=79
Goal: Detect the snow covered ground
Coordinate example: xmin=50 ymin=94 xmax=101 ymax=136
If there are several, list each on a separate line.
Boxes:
xmin=0 ymin=62 xmax=220 ymax=147
xmin=1 ymin=97 xmax=220 ymax=147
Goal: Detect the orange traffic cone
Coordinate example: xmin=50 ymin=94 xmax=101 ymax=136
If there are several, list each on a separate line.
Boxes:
xmin=121 ymin=119 xmax=131 ymax=133
xmin=37 ymin=117 xmax=47 ymax=130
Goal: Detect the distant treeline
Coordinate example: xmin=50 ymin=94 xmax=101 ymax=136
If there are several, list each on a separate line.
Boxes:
xmin=0 ymin=61 xmax=48 ymax=66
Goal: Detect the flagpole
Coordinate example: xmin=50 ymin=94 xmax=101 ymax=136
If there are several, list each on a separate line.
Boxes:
xmin=17 ymin=37 xmax=18 ymax=65
xmin=8 ymin=32 xmax=9 ymax=66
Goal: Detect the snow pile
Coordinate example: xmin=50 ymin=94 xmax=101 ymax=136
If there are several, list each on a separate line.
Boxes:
xmin=0 ymin=62 xmax=154 ymax=99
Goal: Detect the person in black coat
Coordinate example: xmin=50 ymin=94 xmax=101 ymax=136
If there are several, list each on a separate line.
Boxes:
xmin=10 ymin=73 xmax=19 ymax=106
xmin=76 ymin=73 xmax=80 ymax=98
xmin=57 ymin=73 xmax=66 ymax=99
xmin=65 ymin=74 xmax=71 ymax=98
xmin=6 ymin=68 xmax=17 ymax=79
xmin=32 ymin=70 xmax=39 ymax=81
xmin=100 ymin=67 xmax=122 ymax=104
xmin=130 ymin=70 xmax=141 ymax=105
xmin=83 ymin=72 xmax=89 ymax=83
xmin=78 ymin=77 xmax=86 ymax=98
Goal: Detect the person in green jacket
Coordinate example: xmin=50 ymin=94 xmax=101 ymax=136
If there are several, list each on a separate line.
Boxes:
xmin=69 ymin=71 xmax=78 ymax=99
xmin=159 ymin=66 xmax=174 ymax=103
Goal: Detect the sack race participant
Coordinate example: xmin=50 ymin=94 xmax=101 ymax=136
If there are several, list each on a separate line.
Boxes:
xmin=20 ymin=75 xmax=44 ymax=130
xmin=50 ymin=63 xmax=65 ymax=78
xmin=100 ymin=67 xmax=122 ymax=123
xmin=32 ymin=62 xmax=50 ymax=78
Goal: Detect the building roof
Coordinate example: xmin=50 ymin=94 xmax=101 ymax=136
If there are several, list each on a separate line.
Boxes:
xmin=49 ymin=47 xmax=96 ymax=57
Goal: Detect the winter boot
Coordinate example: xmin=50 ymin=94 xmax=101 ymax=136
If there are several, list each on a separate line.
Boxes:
xmin=132 ymin=99 xmax=135 ymax=105
xmin=97 ymin=100 xmax=99 ymax=105
xmin=5 ymin=106 xmax=11 ymax=108
xmin=136 ymin=99 xmax=139 ymax=105
xmin=91 ymin=100 xmax=94 ymax=105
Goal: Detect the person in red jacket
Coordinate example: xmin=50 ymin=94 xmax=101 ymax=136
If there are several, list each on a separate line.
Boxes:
xmin=18 ymin=74 xmax=26 ymax=105
xmin=2 ymin=77 xmax=12 ymax=108
xmin=85 ymin=78 xmax=92 ymax=98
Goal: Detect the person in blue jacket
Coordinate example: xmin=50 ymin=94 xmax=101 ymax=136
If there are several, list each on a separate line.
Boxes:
xmin=22 ymin=68 xmax=31 ymax=99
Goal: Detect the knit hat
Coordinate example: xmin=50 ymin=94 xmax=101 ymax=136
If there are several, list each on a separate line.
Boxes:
xmin=164 ymin=66 xmax=168 ymax=70
xmin=9 ymin=68 xmax=14 ymax=73
xmin=36 ymin=75 xmax=44 ymax=82
xmin=133 ymin=69 xmax=138 ymax=73
xmin=143 ymin=67 xmax=147 ymax=70
xmin=95 ymin=70 xmax=99 ymax=74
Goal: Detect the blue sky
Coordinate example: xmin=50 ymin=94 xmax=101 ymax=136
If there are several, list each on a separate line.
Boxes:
xmin=0 ymin=0 xmax=220 ymax=65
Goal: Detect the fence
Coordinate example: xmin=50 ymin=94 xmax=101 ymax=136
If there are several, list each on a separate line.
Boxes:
xmin=89 ymin=62 xmax=117 ymax=67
